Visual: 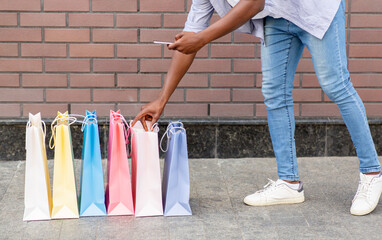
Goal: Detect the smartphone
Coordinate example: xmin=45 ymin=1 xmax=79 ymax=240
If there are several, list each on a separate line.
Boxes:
xmin=153 ymin=41 xmax=173 ymax=45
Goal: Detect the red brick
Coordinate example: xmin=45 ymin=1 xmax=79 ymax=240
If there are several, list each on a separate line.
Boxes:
xmin=23 ymin=104 xmax=68 ymax=117
xmin=69 ymin=13 xmax=114 ymax=27
xmin=352 ymin=74 xmax=382 ymax=87
xmin=302 ymin=47 xmax=311 ymax=58
xmin=117 ymin=44 xmax=161 ymax=58
xmin=140 ymin=89 xmax=184 ymax=102
xmin=70 ymin=44 xmax=114 ymax=57
xmin=117 ymin=104 xmax=143 ymax=116
xmin=301 ymin=104 xmax=340 ymax=117
xmin=20 ymin=13 xmax=66 ymax=27
xmin=0 ymin=104 xmax=20 ymax=117
xmin=232 ymin=89 xmax=263 ymax=102
xmin=211 ymin=74 xmax=255 ymax=87
xmin=302 ymin=74 xmax=320 ymax=87
xmin=0 ymin=28 xmax=41 ymax=42
xmin=0 ymin=59 xmax=42 ymax=72
xmin=70 ymin=74 xmax=114 ymax=87
xmin=140 ymin=29 xmax=180 ymax=43
xmin=351 ymin=0 xmax=382 ymax=12
xmin=189 ymin=59 xmax=231 ymax=73
xmin=177 ymin=74 xmax=209 ymax=87
xmin=233 ymin=59 xmax=262 ymax=73
xmin=365 ymin=104 xmax=382 ymax=117
xmin=70 ymin=104 xmax=114 ymax=116
xmin=140 ymin=0 xmax=184 ymax=12
xmin=93 ymin=89 xmax=138 ymax=102
xmin=349 ymin=44 xmax=382 ymax=58
xmin=44 ymin=0 xmax=89 ymax=12
xmin=293 ymin=89 xmax=322 ymax=102
xmin=163 ymin=14 xmax=188 ymax=28
xmin=45 ymin=59 xmax=90 ymax=73
xmin=349 ymin=59 xmax=382 ymax=73
xmin=350 ymin=30 xmax=382 ymax=43
xmin=164 ymin=45 xmax=208 ymax=58
xmin=21 ymin=44 xmax=67 ymax=57
xmin=164 ymin=104 xmax=208 ymax=117
xmin=23 ymin=74 xmax=67 ymax=87
xmin=46 ymin=89 xmax=90 ymax=102
xmin=45 ymin=29 xmax=90 ymax=43
xmin=92 ymin=0 xmax=137 ymax=12
xmin=186 ymin=89 xmax=230 ymax=102
xmin=140 ymin=59 xmax=171 ymax=73
xmin=0 ymin=89 xmax=43 ymax=102
xmin=357 ymin=89 xmax=382 ymax=102
xmin=233 ymin=32 xmax=260 ymax=43
xmin=116 ymin=14 xmax=161 ymax=27
xmin=350 ymin=14 xmax=382 ymax=28
xmin=117 ymin=74 xmax=162 ymax=88
xmin=0 ymin=13 xmax=17 ymax=26
xmin=0 ymin=0 xmax=40 ymax=11
xmin=296 ymin=59 xmax=315 ymax=73
xmin=0 ymin=43 xmax=18 ymax=57
xmin=93 ymin=29 xmax=137 ymax=43
xmin=210 ymin=104 xmax=254 ymax=117
xmin=0 ymin=74 xmax=19 ymax=87
xmin=93 ymin=59 xmax=137 ymax=73
xmin=211 ymin=45 xmax=255 ymax=58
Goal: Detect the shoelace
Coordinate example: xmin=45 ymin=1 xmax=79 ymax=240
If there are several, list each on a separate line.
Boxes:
xmin=353 ymin=180 xmax=371 ymax=202
xmin=257 ymin=179 xmax=277 ymax=194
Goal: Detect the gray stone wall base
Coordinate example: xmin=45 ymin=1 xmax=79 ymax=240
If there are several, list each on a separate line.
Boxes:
xmin=2 ymin=119 xmax=382 ymax=160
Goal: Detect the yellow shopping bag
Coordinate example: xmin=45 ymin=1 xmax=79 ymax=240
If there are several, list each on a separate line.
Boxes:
xmin=49 ymin=111 xmax=79 ymax=219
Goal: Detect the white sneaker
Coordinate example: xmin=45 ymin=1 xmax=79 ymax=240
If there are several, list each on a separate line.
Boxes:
xmin=244 ymin=179 xmax=305 ymax=206
xmin=350 ymin=173 xmax=382 ymax=216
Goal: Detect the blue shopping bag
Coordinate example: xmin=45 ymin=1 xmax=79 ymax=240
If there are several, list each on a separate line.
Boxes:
xmin=161 ymin=121 xmax=192 ymax=216
xmin=79 ymin=110 xmax=107 ymax=216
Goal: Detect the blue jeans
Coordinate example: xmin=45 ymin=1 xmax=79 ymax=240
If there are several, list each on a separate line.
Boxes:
xmin=261 ymin=0 xmax=380 ymax=181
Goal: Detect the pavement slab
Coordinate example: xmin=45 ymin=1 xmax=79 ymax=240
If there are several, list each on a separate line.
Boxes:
xmin=1 ymin=157 xmax=382 ymax=240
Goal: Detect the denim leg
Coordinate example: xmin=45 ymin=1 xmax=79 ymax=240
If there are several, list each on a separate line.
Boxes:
xmin=299 ymin=1 xmax=381 ymax=173
xmin=261 ymin=17 xmax=305 ymax=181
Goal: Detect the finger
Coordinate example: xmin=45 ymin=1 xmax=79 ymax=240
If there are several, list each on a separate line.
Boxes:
xmin=140 ymin=117 xmax=149 ymax=131
xmin=132 ymin=112 xmax=144 ymax=127
xmin=168 ymin=42 xmax=178 ymax=50
xmin=175 ymin=32 xmax=184 ymax=40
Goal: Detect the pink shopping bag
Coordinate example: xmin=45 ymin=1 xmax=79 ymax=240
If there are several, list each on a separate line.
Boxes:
xmin=105 ymin=110 xmax=134 ymax=215
xmin=131 ymin=121 xmax=163 ymax=217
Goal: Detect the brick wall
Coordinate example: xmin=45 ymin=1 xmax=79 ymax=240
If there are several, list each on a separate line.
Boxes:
xmin=0 ymin=0 xmax=381 ymax=119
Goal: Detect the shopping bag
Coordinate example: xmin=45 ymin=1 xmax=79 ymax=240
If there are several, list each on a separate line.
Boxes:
xmin=49 ymin=111 xmax=79 ymax=219
xmin=161 ymin=121 xmax=192 ymax=216
xmin=23 ymin=113 xmax=52 ymax=221
xmin=79 ymin=110 xmax=106 ymax=217
xmin=131 ymin=120 xmax=163 ymax=217
xmin=105 ymin=110 xmax=134 ymax=215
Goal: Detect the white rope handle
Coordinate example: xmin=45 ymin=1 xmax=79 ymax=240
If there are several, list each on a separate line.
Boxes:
xmin=80 ymin=113 xmax=98 ymax=132
xmin=111 ymin=112 xmax=130 ymax=145
xmin=49 ymin=113 xmax=80 ymax=149
xmin=159 ymin=122 xmax=185 ymax=152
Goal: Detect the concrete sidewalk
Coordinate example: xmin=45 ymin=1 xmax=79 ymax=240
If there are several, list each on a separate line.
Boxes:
xmin=1 ymin=157 xmax=382 ymax=240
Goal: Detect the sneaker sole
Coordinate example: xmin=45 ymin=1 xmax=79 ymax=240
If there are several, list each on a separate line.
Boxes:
xmin=350 ymin=202 xmax=379 ymax=216
xmin=244 ymin=195 xmax=305 ymax=206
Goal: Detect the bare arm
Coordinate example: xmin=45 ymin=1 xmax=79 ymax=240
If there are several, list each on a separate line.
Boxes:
xmin=133 ymin=0 xmax=265 ymax=129
xmin=169 ymin=0 xmax=265 ymax=54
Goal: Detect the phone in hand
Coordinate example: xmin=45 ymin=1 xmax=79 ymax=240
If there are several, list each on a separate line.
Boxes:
xmin=153 ymin=41 xmax=173 ymax=45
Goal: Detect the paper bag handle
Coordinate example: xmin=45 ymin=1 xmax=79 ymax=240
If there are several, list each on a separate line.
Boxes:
xmin=160 ymin=122 xmax=185 ymax=152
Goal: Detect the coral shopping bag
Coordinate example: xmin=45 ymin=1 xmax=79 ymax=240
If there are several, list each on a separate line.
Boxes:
xmin=161 ymin=121 xmax=192 ymax=216
xmin=131 ymin=121 xmax=163 ymax=217
xmin=79 ymin=110 xmax=107 ymax=217
xmin=23 ymin=113 xmax=52 ymax=221
xmin=49 ymin=111 xmax=79 ymax=219
xmin=105 ymin=110 xmax=134 ymax=215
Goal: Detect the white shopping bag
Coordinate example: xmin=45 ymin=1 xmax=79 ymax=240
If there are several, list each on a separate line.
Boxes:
xmin=23 ymin=113 xmax=52 ymax=221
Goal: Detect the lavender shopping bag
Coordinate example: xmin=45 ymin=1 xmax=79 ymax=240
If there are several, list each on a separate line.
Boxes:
xmin=161 ymin=121 xmax=192 ymax=216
